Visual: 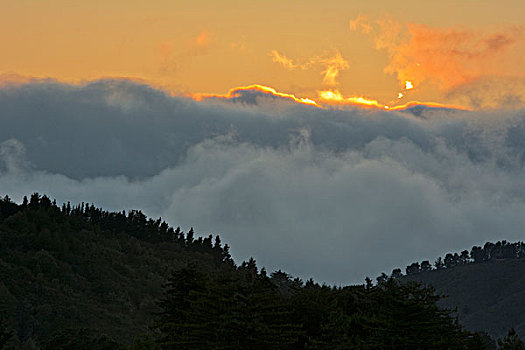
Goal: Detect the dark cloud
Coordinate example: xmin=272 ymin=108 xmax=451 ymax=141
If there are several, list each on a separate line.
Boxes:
xmin=1 ymin=79 xmax=525 ymax=284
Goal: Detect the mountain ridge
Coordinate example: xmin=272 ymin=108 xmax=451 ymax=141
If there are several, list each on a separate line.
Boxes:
xmin=0 ymin=193 xmax=520 ymax=349
xmin=404 ymin=258 xmax=525 ymax=339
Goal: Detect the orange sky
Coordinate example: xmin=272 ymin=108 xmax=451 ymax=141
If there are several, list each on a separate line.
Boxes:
xmin=1 ymin=0 xmax=525 ymax=109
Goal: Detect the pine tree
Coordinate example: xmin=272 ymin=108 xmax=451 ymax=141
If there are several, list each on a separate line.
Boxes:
xmin=155 ymin=264 xmax=207 ymax=349
xmin=0 ymin=326 xmax=12 ymax=350
xmin=498 ymin=328 xmax=525 ymax=350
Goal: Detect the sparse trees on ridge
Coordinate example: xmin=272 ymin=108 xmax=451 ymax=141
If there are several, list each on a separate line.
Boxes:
xmin=377 ymin=239 xmax=525 ymax=282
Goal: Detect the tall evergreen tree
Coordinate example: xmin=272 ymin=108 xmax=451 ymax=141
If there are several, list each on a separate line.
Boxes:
xmin=498 ymin=328 xmax=525 ymax=350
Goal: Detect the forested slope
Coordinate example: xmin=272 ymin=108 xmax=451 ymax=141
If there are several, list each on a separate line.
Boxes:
xmin=374 ymin=239 xmax=525 ymax=340
xmin=0 ymin=194 xmax=507 ymax=349
xmin=0 ymin=194 xmax=232 ymax=348
xmin=404 ymin=259 xmax=525 ymax=340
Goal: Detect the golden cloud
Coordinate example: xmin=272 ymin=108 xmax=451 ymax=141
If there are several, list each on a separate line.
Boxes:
xmin=319 ymin=52 xmax=349 ymax=86
xmin=351 ymin=16 xmax=525 ymax=91
xmin=269 ymin=50 xmax=349 ymax=86
xmin=195 ymin=30 xmax=210 ymax=47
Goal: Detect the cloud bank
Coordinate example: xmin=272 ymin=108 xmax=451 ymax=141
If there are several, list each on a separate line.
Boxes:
xmin=2 ymin=79 xmax=525 ymax=284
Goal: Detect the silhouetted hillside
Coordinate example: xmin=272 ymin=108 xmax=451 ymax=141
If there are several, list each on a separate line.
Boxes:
xmin=375 ymin=240 xmax=525 ymax=340
xmin=0 ymin=194 xmax=505 ymax=349
xmin=404 ymin=259 xmax=525 ymax=340
xmin=0 ymin=194 xmax=233 ymax=348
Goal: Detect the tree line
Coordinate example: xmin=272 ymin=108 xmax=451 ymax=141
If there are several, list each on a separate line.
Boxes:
xmin=0 ymin=193 xmax=233 ymax=265
xmin=377 ymin=240 xmax=525 ymax=283
xmin=151 ymin=260 xmax=502 ymax=349
xmin=0 ymin=193 xmax=523 ymax=349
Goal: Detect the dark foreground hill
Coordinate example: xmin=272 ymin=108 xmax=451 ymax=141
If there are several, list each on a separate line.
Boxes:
xmin=405 ymin=259 xmax=525 ymax=340
xmin=0 ymin=193 xmax=513 ymax=349
xmin=0 ymin=194 xmax=233 ymax=348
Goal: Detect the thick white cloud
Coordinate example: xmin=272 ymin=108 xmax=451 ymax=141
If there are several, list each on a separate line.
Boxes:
xmin=1 ymin=79 xmax=525 ymax=284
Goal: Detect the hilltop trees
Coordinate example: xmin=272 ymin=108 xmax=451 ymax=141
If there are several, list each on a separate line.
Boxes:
xmin=498 ymin=328 xmax=525 ymax=349
xmin=405 ymin=262 xmax=420 ymax=275
xmin=156 ymin=265 xmax=487 ymax=349
xmin=0 ymin=193 xmax=516 ymax=348
xmin=155 ymin=263 xmax=301 ymax=349
xmin=0 ymin=193 xmax=233 ymax=347
xmin=379 ymin=240 xmax=525 ymax=281
xmin=421 ymin=260 xmax=432 ymax=272
xmin=0 ymin=193 xmax=233 ymax=261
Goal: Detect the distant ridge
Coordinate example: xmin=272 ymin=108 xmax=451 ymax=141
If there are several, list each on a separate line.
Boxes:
xmin=405 ymin=259 xmax=525 ymax=339
xmin=375 ymin=240 xmax=525 ymax=339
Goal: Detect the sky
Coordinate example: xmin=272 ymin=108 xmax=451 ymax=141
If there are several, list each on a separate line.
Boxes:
xmin=2 ymin=0 xmax=525 ymax=108
xmin=1 ymin=1 xmax=525 ymax=284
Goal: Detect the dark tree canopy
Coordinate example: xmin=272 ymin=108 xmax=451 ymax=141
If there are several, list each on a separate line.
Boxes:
xmin=0 ymin=193 xmax=516 ymax=349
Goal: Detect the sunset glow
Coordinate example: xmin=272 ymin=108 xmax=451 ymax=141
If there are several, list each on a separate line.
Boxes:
xmin=189 ymin=83 xmax=476 ymax=112
xmin=190 ymin=84 xmax=319 ymax=107
xmin=318 ymin=90 xmax=384 ymax=108
xmin=0 ymin=1 xmax=524 ymax=110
